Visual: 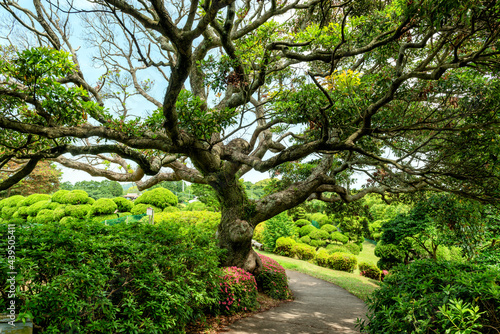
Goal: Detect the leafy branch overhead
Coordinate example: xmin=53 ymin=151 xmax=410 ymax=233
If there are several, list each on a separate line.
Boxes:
xmin=1 ymin=0 xmax=500 ymax=270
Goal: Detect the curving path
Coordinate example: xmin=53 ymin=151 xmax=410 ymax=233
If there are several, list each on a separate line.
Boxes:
xmin=221 ymin=270 xmax=367 ymax=334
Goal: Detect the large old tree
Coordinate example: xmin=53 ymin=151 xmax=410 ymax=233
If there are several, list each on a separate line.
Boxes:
xmin=1 ymin=0 xmax=500 ymax=273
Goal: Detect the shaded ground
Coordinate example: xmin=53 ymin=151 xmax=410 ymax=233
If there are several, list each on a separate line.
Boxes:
xmin=220 ymin=270 xmax=367 ymax=334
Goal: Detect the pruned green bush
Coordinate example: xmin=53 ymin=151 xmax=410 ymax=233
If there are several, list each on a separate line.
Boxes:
xmin=274 ymin=237 xmax=296 ymax=257
xmin=53 ymin=206 xmax=66 ymax=221
xmin=309 ymin=229 xmax=330 ymax=240
xmin=0 ymin=219 xmax=223 ymax=333
xmin=18 ymin=194 xmax=49 ymax=208
xmin=118 ymin=212 xmax=132 ymax=217
xmin=359 ymin=262 xmax=381 ymax=281
xmin=321 ymin=224 xmax=337 ymax=233
xmin=27 ymin=200 xmax=50 ymax=217
xmin=92 ymin=214 xmax=118 ymax=223
xmin=143 ymin=211 xmax=221 ymax=231
xmin=163 ymin=206 xmax=180 ymax=213
xmin=2 ymin=206 xmax=18 ymax=219
xmin=374 ymin=243 xmax=405 ymax=270
xmin=130 ymin=203 xmax=162 ymax=215
xmin=292 ymin=243 xmax=316 ymax=260
xmin=299 ymin=235 xmax=311 ymax=245
xmin=65 ymin=205 xmax=91 ymax=219
xmin=59 ymin=216 xmax=76 ymax=224
xmin=112 ymin=197 xmax=134 ymax=212
xmin=183 ymin=201 xmax=207 ymax=211
xmin=51 ymin=190 xmax=70 ymax=204
xmin=326 ymin=244 xmax=350 ymax=254
xmin=331 ymin=231 xmax=349 ymax=244
xmin=310 ymin=213 xmax=332 ymax=227
xmin=314 ymin=250 xmax=331 ymax=267
xmin=135 ymin=187 xmax=178 ymax=209
xmin=35 ymin=209 xmax=55 ymax=224
xmin=310 ymin=239 xmax=327 ymax=247
xmin=253 ymin=222 xmax=265 ymax=243
xmin=299 ymin=224 xmax=316 ymax=237
xmin=358 ymin=260 xmax=500 ymax=333
xmin=328 ymin=252 xmax=357 ymax=272
xmin=16 ymin=206 xmax=30 ymax=218
xmin=0 ymin=195 xmax=25 ymax=209
xmin=255 ymin=254 xmax=292 ymax=300
xmin=90 ymin=198 xmax=118 ymax=215
xmin=344 ymin=243 xmax=361 ymax=255
xmin=66 ymin=190 xmax=90 ymax=205
xmin=294 ymin=219 xmax=310 ymax=227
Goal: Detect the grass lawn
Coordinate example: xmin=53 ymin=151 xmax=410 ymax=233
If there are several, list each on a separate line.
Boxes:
xmin=257 ymin=241 xmax=380 ymax=301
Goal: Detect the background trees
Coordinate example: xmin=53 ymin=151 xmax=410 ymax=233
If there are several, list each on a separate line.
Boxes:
xmin=0 ymin=0 xmax=500 ymax=272
xmin=0 ymin=161 xmax=60 ymax=197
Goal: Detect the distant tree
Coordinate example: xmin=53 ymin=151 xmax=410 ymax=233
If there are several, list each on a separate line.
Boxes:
xmin=191 ymin=183 xmax=221 ymax=211
xmin=0 ymin=161 xmax=60 ymax=197
xmin=72 ymin=180 xmax=123 ymax=199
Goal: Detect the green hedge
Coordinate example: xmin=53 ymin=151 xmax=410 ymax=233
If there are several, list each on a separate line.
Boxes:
xmin=145 ymin=211 xmax=221 ymax=231
xmin=18 ymin=194 xmax=49 ymax=207
xmin=112 ymin=197 xmax=134 ymax=212
xmin=0 ymin=195 xmax=25 ymax=209
xmin=292 ymin=243 xmax=316 ymax=260
xmin=130 ymin=203 xmax=162 ymax=215
xmin=51 ymin=190 xmax=70 ymax=204
xmin=65 ymin=204 xmax=91 ymax=219
xmin=66 ymin=190 xmax=90 ymax=205
xmin=294 ymin=219 xmax=310 ymax=227
xmin=27 ymin=200 xmax=50 ymax=217
xmin=0 ymin=219 xmax=223 ymax=333
xmin=90 ymin=198 xmax=118 ymax=215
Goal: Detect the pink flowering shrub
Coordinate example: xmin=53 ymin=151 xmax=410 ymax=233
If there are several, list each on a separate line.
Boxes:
xmin=359 ymin=262 xmax=382 ymax=281
xmin=256 ymin=254 xmax=292 ymax=300
xmin=217 ymin=267 xmax=258 ymax=315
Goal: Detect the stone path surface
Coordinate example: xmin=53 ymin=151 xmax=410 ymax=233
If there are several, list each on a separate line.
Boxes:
xmin=221 ymin=270 xmax=367 ymax=334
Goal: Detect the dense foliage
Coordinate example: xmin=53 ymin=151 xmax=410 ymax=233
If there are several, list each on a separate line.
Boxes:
xmin=255 ymin=254 xmax=292 ymax=300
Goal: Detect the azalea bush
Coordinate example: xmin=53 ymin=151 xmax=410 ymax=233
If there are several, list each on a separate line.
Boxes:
xmin=359 ymin=262 xmax=381 ymax=281
xmin=255 ymin=254 xmax=292 ymax=300
xmin=217 ymin=267 xmax=258 ymax=315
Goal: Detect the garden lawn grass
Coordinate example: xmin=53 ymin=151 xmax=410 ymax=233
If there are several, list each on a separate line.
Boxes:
xmin=257 ymin=249 xmax=379 ymax=301
xmin=356 ymin=241 xmax=380 ymax=268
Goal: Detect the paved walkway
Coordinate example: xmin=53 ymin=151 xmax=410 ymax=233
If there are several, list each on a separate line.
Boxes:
xmin=221 ymin=270 xmax=367 ymax=334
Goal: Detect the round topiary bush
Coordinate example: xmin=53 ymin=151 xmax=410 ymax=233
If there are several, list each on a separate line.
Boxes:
xmin=255 ymin=254 xmax=292 ymax=300
xmin=27 ymin=200 xmax=50 ymax=217
xmin=299 ymin=235 xmax=311 ymax=245
xmin=343 ymin=243 xmax=361 ymax=255
xmin=90 ymin=198 xmax=118 ymax=215
xmin=309 ymin=229 xmax=330 ymax=240
xmin=112 ymin=197 xmax=134 ymax=212
xmin=59 ymin=216 xmax=76 ymax=224
xmin=292 ymin=243 xmax=316 ymax=260
xmin=162 ymin=206 xmax=180 ymax=213
xmin=2 ymin=206 xmax=18 ymax=219
xmin=65 ymin=205 xmax=91 ymax=219
xmin=359 ymin=262 xmax=381 ymax=281
xmin=310 ymin=213 xmax=332 ymax=227
xmin=0 ymin=195 xmax=25 ymax=209
xmin=314 ymin=250 xmax=331 ymax=267
xmin=65 ymin=190 xmax=90 ymax=205
xmin=274 ymin=237 xmax=296 ymax=257
xmin=331 ymin=231 xmax=349 ymax=244
xmin=294 ymin=219 xmax=310 ymax=227
xmin=135 ymin=187 xmax=178 ymax=209
xmin=130 ymin=203 xmax=162 ymax=215
xmin=51 ymin=190 xmax=70 ymax=204
xmin=183 ymin=201 xmax=206 ymax=211
xmin=320 ymin=224 xmax=337 ymax=233
xmin=253 ymin=222 xmax=265 ymax=243
xmin=310 ymin=239 xmax=327 ymax=247
xmin=17 ymin=194 xmax=49 ymax=208
xmin=299 ymin=224 xmax=316 ymax=237
xmin=328 ymin=252 xmax=357 ymax=272
xmin=53 ymin=206 xmax=67 ymax=221
xmin=326 ymin=244 xmax=350 ymax=254
xmin=35 ymin=209 xmax=55 ymax=224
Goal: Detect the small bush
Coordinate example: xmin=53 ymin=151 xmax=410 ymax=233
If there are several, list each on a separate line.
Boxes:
xmin=16 ymin=206 xmax=30 ymax=218
xmin=183 ymin=201 xmax=207 ymax=211
xmin=253 ymin=222 xmax=265 ymax=243
xmin=310 ymin=213 xmax=332 ymax=227
xmin=35 ymin=209 xmax=55 ymax=224
xmin=217 ymin=267 xmax=258 ymax=315
xmin=147 ymin=211 xmax=221 ymax=231
xmin=344 ymin=243 xmax=361 ymax=255
xmin=18 ymin=194 xmax=49 ymax=207
xmin=255 ymin=254 xmax=292 ymax=300
xmin=314 ymin=250 xmax=331 ymax=267
xmin=112 ymin=197 xmax=134 ymax=212
xmin=292 ymin=243 xmax=316 ymax=260
xmin=331 ymin=231 xmax=349 ymax=244
xmin=309 ymin=229 xmax=330 ymax=240
xmin=65 ymin=205 xmax=91 ymax=219
xmin=359 ymin=262 xmax=381 ymax=281
xmin=130 ymin=203 xmax=162 ymax=215
xmin=262 ymin=213 xmax=295 ymax=251
xmin=53 ymin=206 xmax=67 ymax=221
xmin=2 ymin=206 xmax=18 ymax=219
xmin=163 ymin=206 xmax=180 ymax=213
xmin=294 ymin=219 xmax=310 ymax=227
xmin=299 ymin=235 xmax=311 ymax=245
xmin=326 ymin=244 xmax=350 ymax=254
xmin=274 ymin=237 xmax=296 ymax=257
xmin=0 ymin=195 xmax=25 ymax=209
xmin=310 ymin=239 xmax=326 ymax=247
xmin=374 ymin=243 xmax=405 ymax=270
xmin=27 ymin=200 xmax=50 ymax=216
xmin=92 ymin=214 xmax=118 ymax=223
xmin=299 ymin=224 xmax=316 ymax=237
xmin=90 ymin=198 xmax=118 ymax=215
xmin=59 ymin=216 xmax=76 ymax=224
xmin=328 ymin=252 xmax=357 ymax=272
xmin=135 ymin=187 xmax=178 ymax=209
xmin=51 ymin=190 xmax=70 ymax=204
xmin=65 ymin=190 xmax=90 ymax=205
xmin=321 ymin=224 xmax=337 ymax=233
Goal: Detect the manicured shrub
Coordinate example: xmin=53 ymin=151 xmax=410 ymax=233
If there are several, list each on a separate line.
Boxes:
xmin=299 ymin=235 xmax=311 ymax=245
xmin=135 ymin=187 xmax=178 ymax=209
xmin=16 ymin=205 xmax=30 ymax=218
xmin=217 ymin=267 xmax=257 ymax=315
xmin=331 ymin=231 xmax=349 ymax=244
xmin=294 ymin=218 xmax=310 ymax=227
xmin=262 ymin=212 xmax=295 ymax=252
xmin=310 ymin=239 xmax=326 ymax=247
xmin=112 ymin=197 xmax=134 ymax=212
xmin=163 ymin=206 xmax=180 ymax=213
xmin=328 ymin=252 xmax=357 ymax=272
xmin=2 ymin=206 xmax=18 ymax=219
xmin=183 ymin=201 xmax=206 ymax=211
xmin=35 ymin=209 xmax=55 ymax=224
xmin=314 ymin=250 xmax=330 ymax=267
xmin=65 ymin=205 xmax=91 ymax=219
xmin=253 ymin=222 xmax=265 ymax=243
xmin=90 ymin=198 xmax=118 ymax=215
xmin=130 ymin=203 xmax=162 ymax=215
xmin=344 ymin=243 xmax=361 ymax=255
xmin=65 ymin=190 xmax=90 ymax=205
xmin=310 ymin=213 xmax=332 ymax=227
xmin=0 ymin=219 xmax=223 ymax=333
xmin=118 ymin=212 xmax=132 ymax=217
xmin=358 ymin=260 xmax=500 ymax=334
xmin=374 ymin=243 xmax=405 ymax=270
xmin=359 ymin=262 xmax=381 ymax=281
xmin=147 ymin=211 xmax=221 ymax=231
xmin=0 ymin=195 xmax=25 ymax=209
xmin=92 ymin=214 xmax=118 ymax=223
xmin=326 ymin=244 xmax=350 ymax=254
xmin=292 ymin=243 xmax=316 ymax=260
xmin=59 ymin=216 xmax=76 ymax=224
xmin=274 ymin=237 xmax=296 ymax=257
xmin=320 ymin=224 xmax=337 ymax=233
xmin=299 ymin=224 xmax=316 ymax=237
xmin=27 ymin=200 xmax=50 ymax=216
xmin=87 ymin=197 xmax=95 ymax=205
xmin=309 ymin=229 xmax=330 ymax=240
xmin=51 ymin=190 xmax=70 ymax=204
xmin=17 ymin=194 xmax=48 ymax=207
xmin=53 ymin=206 xmax=66 ymax=221
xmin=255 ymin=254 xmax=292 ymax=300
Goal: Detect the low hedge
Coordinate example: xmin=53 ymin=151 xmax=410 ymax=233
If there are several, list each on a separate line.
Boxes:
xmin=292 ymin=243 xmax=316 ymax=260
xmin=255 ymin=254 xmax=292 ymax=300
xmin=65 ymin=204 xmax=91 ymax=219
xmin=274 ymin=237 xmax=296 ymax=257
xmin=0 ymin=219 xmax=223 ymax=333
